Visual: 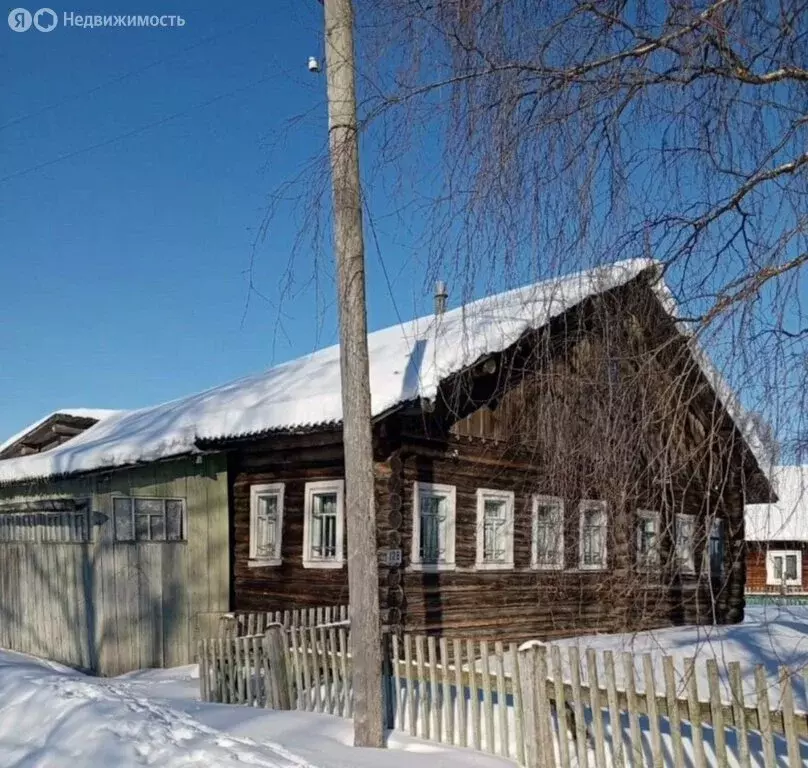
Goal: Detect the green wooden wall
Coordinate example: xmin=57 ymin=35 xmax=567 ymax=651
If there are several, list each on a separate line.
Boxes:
xmin=0 ymin=454 xmax=229 ymax=675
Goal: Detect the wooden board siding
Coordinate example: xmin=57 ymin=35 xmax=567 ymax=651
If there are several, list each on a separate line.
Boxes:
xmin=746 ymin=542 xmax=808 ymax=594
xmin=0 ymin=455 xmax=229 ymax=675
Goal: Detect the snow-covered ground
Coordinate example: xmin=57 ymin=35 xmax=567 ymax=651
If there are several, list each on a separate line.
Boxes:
xmin=0 ymin=651 xmax=512 ymax=768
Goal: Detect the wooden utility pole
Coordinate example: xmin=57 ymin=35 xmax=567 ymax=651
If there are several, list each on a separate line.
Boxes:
xmin=323 ymin=0 xmax=385 ymax=748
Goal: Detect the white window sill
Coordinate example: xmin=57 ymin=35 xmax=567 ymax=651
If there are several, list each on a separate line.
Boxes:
xmin=578 ymin=564 xmax=607 ymax=571
xmin=531 ymin=563 xmax=564 ymax=571
xmin=303 ymin=559 xmax=344 ymax=570
xmin=475 ymin=562 xmax=514 ymax=571
xmin=766 ymin=580 xmax=802 ymax=588
xmin=248 ymin=558 xmax=282 ymax=568
xmin=408 ymin=563 xmax=456 ymax=573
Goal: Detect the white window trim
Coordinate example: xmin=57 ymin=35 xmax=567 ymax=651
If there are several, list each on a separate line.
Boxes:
xmin=475 ymin=488 xmax=515 ymax=570
xmin=302 ymin=479 xmax=345 ymax=569
xmin=675 ymin=513 xmax=696 ymax=574
xmin=410 ymin=481 xmax=456 ymax=572
xmin=531 ymin=495 xmax=564 ymax=570
xmin=249 ymin=483 xmax=285 ymax=567
xmin=578 ymin=500 xmax=608 ymax=571
xmin=766 ymin=549 xmax=802 ymax=587
xmin=635 ymin=509 xmax=661 ymax=569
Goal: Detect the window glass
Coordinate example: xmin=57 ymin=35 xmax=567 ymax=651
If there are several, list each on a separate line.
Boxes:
xmin=534 ymin=502 xmax=563 ymax=568
xmin=419 ymin=493 xmax=447 ymax=564
xmin=482 ymin=498 xmax=508 ymax=563
xmin=113 ymin=498 xmax=133 ymax=541
xmin=636 ymin=514 xmax=658 ymax=566
xmin=165 ymin=500 xmax=184 ymax=541
xmin=311 ymin=492 xmax=338 ymax=560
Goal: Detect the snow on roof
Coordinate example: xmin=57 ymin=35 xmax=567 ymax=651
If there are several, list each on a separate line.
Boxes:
xmin=0 ymin=258 xmax=765 ymax=484
xmin=746 ymin=466 xmax=808 ymax=542
xmin=0 ymin=409 xmax=124 ymax=455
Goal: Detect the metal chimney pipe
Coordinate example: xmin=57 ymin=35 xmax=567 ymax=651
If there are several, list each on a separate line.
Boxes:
xmin=434 ymin=280 xmax=448 ymax=316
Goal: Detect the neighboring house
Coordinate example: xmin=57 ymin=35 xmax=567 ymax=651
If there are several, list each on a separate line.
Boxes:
xmin=746 ymin=466 xmax=808 ymax=595
xmin=0 ymin=409 xmax=121 ymax=459
xmin=0 ymin=259 xmax=772 ymax=674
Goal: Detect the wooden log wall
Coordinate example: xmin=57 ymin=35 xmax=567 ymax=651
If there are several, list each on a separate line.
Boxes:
xmin=230 ymin=438 xmax=352 ymax=613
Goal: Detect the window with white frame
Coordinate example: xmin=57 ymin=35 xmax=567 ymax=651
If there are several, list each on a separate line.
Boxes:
xmin=112 ymin=497 xmax=185 ymax=542
xmin=579 ymin=501 xmax=607 ymax=570
xmin=532 ymin=495 xmax=564 ymax=569
xmin=475 ymin=489 xmax=514 ymax=569
xmin=766 ymin=550 xmax=802 ymax=587
xmin=249 ymin=483 xmax=284 ymax=566
xmin=411 ymin=482 xmax=456 ymax=571
xmin=303 ymin=480 xmax=344 ymax=568
xmin=675 ymin=513 xmax=696 ymax=573
xmin=635 ymin=510 xmax=660 ymax=568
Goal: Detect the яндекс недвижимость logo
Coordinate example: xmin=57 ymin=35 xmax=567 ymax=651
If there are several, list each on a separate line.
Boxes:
xmin=8 ymin=8 xmax=58 ymax=32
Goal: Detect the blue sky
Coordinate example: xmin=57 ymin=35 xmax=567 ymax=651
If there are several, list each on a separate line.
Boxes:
xmin=0 ymin=0 xmax=435 ymax=438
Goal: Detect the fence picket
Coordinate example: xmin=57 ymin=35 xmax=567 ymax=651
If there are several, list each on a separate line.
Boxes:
xmin=290 ymin=627 xmax=303 ymax=710
xmin=310 ymin=627 xmax=322 ymax=713
xmin=300 ymin=628 xmax=313 ymax=712
xmin=338 ymin=628 xmax=350 ymax=718
xmin=642 ymin=654 xmax=662 ymax=768
xmin=550 ymin=645 xmax=571 ymax=768
xmin=217 ymin=637 xmax=225 ymax=702
xmin=603 ymin=650 xmax=623 ymax=768
xmin=780 ymin=667 xmax=800 ymax=768
xmin=495 ymin=641 xmax=508 ymax=757
xmin=392 ymin=634 xmax=403 ymax=731
xmin=319 ymin=627 xmax=332 ymax=714
xmin=198 ymin=641 xmax=207 ymax=702
xmin=728 ymin=661 xmax=750 ymax=768
xmin=428 ymin=635 xmax=440 ymax=741
xmin=454 ymin=638 xmax=466 ymax=748
xmin=568 ymin=647 xmax=589 ymax=768
xmin=416 ymin=635 xmax=427 ymax=739
xmin=480 ymin=640 xmax=494 ymax=753
xmin=468 ymin=639 xmax=482 ymax=751
xmin=622 ymin=652 xmax=642 ymax=768
xmin=242 ymin=636 xmax=251 ymax=706
xmin=404 ymin=634 xmax=416 ymax=736
xmin=662 ymin=656 xmax=684 ymax=768
xmin=586 ymin=648 xmax=607 ymax=768
xmin=440 ymin=637 xmax=453 ymax=744
xmin=328 ymin=628 xmax=340 ymax=715
xmin=535 ymin=645 xmax=555 ymax=768
xmin=254 ymin=634 xmax=264 ymax=707
xmin=755 ymin=665 xmax=776 ymax=768
xmin=685 ymin=656 xmax=706 ymax=768
xmin=227 ymin=636 xmax=236 ymax=704
xmin=511 ymin=643 xmax=525 ymax=766
xmin=706 ymin=659 xmax=727 ymax=768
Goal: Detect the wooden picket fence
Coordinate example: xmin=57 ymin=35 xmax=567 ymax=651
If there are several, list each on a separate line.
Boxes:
xmin=199 ymin=625 xmax=808 ymax=768
xmin=519 ymin=643 xmax=808 ymax=768
xmin=219 ymin=605 xmax=349 ymax=638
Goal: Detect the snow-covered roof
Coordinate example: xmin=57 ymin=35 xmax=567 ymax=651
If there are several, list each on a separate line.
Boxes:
xmin=746 ymin=466 xmax=808 ymax=542
xmin=0 ymin=409 xmax=123 ymax=456
xmin=0 ymin=258 xmax=767 ymax=485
